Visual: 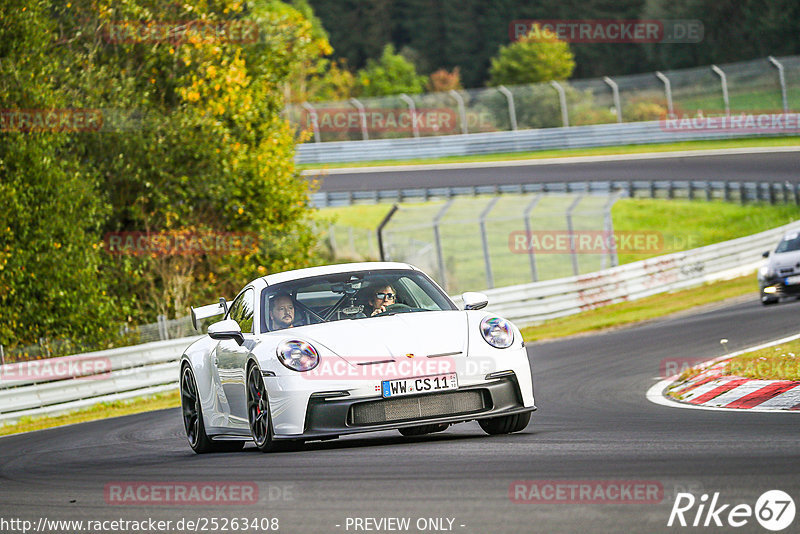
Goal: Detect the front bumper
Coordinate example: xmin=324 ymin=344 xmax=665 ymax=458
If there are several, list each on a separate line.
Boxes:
xmin=760 ymin=277 xmax=800 ymax=298
xmin=274 ymin=374 xmax=534 ymax=441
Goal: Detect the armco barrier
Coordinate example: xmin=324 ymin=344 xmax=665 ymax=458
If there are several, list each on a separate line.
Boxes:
xmin=0 ymin=336 xmax=200 ymax=425
xmin=467 ymin=220 xmax=800 ymax=326
xmin=296 ymin=119 xmax=790 ymax=164
xmin=2 ymin=220 xmax=798 ymax=425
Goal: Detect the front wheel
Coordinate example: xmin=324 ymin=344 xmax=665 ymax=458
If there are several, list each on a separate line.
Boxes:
xmin=478 ymin=412 xmax=531 ymax=435
xmin=761 ymin=293 xmax=779 ymax=305
xmin=247 ymin=364 xmax=278 ymax=452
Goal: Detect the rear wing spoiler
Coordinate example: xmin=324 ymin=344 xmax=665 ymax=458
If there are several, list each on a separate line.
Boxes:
xmin=190 ymin=298 xmax=228 ymax=331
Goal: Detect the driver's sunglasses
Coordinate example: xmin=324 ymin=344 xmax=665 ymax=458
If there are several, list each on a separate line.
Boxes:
xmin=375 ymin=292 xmax=395 ymax=300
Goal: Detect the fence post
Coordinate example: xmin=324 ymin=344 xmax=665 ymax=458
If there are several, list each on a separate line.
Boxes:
xmin=603 ymin=76 xmax=622 ymax=123
xmin=711 ymin=65 xmax=730 ymax=117
xmin=0 ymin=344 xmax=4 ymax=367
xmin=349 ymin=97 xmax=369 ymax=141
xmin=400 ymin=94 xmax=420 ymax=139
xmin=497 ymin=86 xmax=518 ymax=131
xmin=328 ymin=224 xmax=338 ymax=257
xmin=157 ymin=315 xmax=170 ymax=340
xmin=377 ymin=204 xmax=399 ymax=261
xmin=479 ymin=197 xmax=501 ymax=289
xmin=603 ymin=193 xmax=621 ymax=268
xmin=566 ymin=195 xmax=584 ymax=276
xmin=433 ymin=199 xmax=455 ymax=290
xmin=448 ymin=90 xmax=469 ymax=135
xmin=523 ymin=195 xmax=541 ymax=282
xmin=300 ymin=102 xmax=321 ymax=143
xmin=550 ymin=81 xmax=569 ymax=127
xmin=655 ymin=71 xmax=674 ymax=117
xmin=768 ymin=56 xmax=789 ymax=114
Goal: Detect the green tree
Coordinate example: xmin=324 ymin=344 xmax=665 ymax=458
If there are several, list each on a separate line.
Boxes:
xmin=488 ymin=24 xmax=575 ymax=86
xmin=0 ymin=0 xmax=118 ymax=350
xmin=0 ymin=0 xmax=326 ymax=350
xmin=356 ymin=44 xmax=427 ymax=97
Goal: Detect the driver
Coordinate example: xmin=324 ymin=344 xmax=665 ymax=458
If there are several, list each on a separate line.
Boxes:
xmin=366 ymin=281 xmax=397 ymax=317
xmin=269 ymin=293 xmax=301 ymax=329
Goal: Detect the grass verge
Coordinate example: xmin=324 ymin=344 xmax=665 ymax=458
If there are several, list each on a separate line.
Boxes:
xmin=723 ymin=338 xmax=800 ymax=380
xmin=300 ymin=136 xmax=800 ymax=170
xmin=0 ymin=389 xmax=180 ymax=438
xmin=520 ymin=274 xmax=756 ymax=342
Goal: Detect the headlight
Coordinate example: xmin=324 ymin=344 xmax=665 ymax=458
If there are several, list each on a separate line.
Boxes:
xmin=759 ymin=266 xmax=775 ymax=279
xmin=480 ymin=316 xmax=514 ymax=348
xmin=276 ymin=340 xmax=319 ymax=372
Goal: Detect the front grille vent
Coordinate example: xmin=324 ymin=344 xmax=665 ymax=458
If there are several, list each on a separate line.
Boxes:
xmin=349 ymin=390 xmax=486 ymax=425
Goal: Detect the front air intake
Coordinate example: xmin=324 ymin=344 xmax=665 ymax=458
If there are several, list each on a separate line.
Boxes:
xmin=348 ymin=390 xmax=486 ymax=425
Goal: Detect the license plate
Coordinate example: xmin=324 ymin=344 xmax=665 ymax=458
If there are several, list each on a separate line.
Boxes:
xmin=381 ymin=373 xmax=458 ymax=398
xmin=786 ymin=275 xmax=800 ymax=285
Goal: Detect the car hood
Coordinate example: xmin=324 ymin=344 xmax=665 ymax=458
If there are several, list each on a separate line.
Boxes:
xmin=769 ymin=250 xmax=800 ymax=272
xmin=287 ymin=311 xmax=468 ymax=364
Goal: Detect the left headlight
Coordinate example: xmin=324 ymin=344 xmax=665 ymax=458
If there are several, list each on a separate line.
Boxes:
xmin=276 ymin=339 xmax=320 ymax=372
xmin=480 ymin=316 xmax=514 ymax=348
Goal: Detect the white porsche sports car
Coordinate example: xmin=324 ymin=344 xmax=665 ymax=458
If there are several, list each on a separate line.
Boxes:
xmin=180 ymin=262 xmax=536 ymax=453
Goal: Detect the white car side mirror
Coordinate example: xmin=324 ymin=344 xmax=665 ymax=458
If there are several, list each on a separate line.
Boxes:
xmin=208 ymin=319 xmax=244 ymax=345
xmin=462 ymin=292 xmax=489 ymax=311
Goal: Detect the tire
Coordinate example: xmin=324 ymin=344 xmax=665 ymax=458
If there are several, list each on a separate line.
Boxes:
xmin=246 ymin=363 xmax=306 ymax=452
xmin=398 ymin=423 xmax=449 ymax=437
xmin=181 ymin=365 xmax=245 ymax=453
xmin=478 ymin=412 xmax=531 ymax=435
xmin=761 ymin=294 xmax=779 ymax=306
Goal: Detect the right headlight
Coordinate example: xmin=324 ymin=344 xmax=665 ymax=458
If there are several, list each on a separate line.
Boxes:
xmin=276 ymin=339 xmax=320 ymax=372
xmin=759 ymin=266 xmax=775 ymax=279
xmin=480 ymin=316 xmax=514 ymax=349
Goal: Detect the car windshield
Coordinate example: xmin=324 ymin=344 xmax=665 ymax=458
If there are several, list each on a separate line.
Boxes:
xmin=775 ymin=234 xmax=800 ymax=253
xmin=261 ymin=269 xmax=457 ymax=332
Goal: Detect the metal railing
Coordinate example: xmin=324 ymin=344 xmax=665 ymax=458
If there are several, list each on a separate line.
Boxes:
xmin=312 ymin=180 xmax=800 ymax=208
xmin=291 ymin=56 xmax=800 ymax=141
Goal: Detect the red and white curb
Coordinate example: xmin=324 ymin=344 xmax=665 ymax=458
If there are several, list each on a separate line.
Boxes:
xmin=647 ymin=333 xmax=800 ymax=412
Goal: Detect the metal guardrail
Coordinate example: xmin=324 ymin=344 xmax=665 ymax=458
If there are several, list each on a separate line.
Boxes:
xmin=0 ymin=336 xmax=200 ymax=425
xmin=1 ymin=220 xmax=798 ymax=425
xmin=312 ymin=180 xmax=800 ymax=208
xmin=464 ymin=220 xmax=800 ymax=327
xmin=297 ymin=119 xmax=792 ymax=164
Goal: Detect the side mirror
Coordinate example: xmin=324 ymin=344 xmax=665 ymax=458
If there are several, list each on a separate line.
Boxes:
xmin=208 ymin=319 xmax=244 ymax=345
xmin=762 ymin=251 xmax=770 ymax=258
xmin=462 ymin=292 xmax=489 ymax=311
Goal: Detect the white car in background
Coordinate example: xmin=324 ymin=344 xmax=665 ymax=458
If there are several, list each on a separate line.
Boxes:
xmin=180 ymin=262 xmax=536 ymax=453
xmin=759 ymin=231 xmax=800 ymax=305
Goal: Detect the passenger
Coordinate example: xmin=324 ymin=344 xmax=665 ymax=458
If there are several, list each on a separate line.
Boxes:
xmin=365 ymin=281 xmax=397 ymax=317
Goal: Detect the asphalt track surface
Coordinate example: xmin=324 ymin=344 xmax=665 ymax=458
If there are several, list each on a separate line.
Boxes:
xmin=309 ymin=151 xmax=800 ymax=193
xmin=2 ymin=295 xmax=800 ymax=534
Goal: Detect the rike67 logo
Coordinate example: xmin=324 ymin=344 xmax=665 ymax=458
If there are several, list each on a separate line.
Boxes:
xmin=668 ymin=490 xmax=795 ymax=531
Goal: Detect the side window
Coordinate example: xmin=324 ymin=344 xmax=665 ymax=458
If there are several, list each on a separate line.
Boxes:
xmin=228 ymin=288 xmax=255 ymax=333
